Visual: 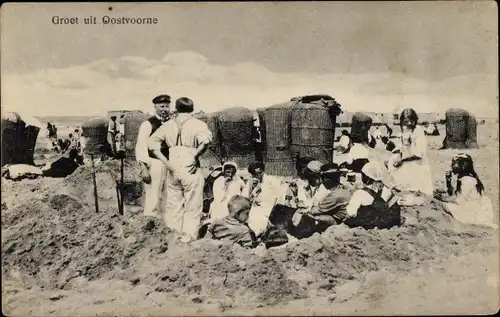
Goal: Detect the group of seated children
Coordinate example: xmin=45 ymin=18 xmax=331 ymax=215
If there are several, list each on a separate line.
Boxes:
xmin=202 ymin=150 xmax=496 ymax=248
xmin=201 ymin=156 xmax=404 ymax=248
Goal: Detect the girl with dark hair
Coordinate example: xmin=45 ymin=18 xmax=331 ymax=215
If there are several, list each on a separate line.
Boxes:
xmin=441 ymin=153 xmax=496 ymax=228
xmin=387 ymin=108 xmax=433 ymax=205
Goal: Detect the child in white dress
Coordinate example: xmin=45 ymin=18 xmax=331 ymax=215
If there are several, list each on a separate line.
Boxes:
xmin=442 ymin=153 xmax=497 ymax=228
xmin=387 ymin=108 xmax=434 ymax=206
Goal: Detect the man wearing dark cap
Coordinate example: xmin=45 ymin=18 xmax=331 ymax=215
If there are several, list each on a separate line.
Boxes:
xmin=308 ymin=163 xmax=352 ymax=230
xmin=149 ymin=97 xmax=212 ymax=242
xmin=135 ymin=94 xmax=172 ymax=217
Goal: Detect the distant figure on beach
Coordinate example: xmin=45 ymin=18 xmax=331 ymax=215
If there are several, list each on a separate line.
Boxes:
xmin=108 ymin=116 xmax=119 ymax=155
xmin=47 ymin=122 xmax=58 ymax=140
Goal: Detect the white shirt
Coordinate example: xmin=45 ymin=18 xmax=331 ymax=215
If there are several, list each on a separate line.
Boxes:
xmin=339 ymin=135 xmax=350 ymax=148
xmin=243 ymin=174 xmax=283 ymax=206
xmin=296 ymin=182 xmax=330 ymax=209
xmin=212 ymin=176 xmax=245 ymax=203
xmin=346 ymin=186 xmax=392 ymax=217
xmin=79 ymin=136 xmax=86 ymax=155
xmin=135 ymin=114 xmax=167 ymax=167
xmin=347 ymin=143 xmax=370 ymax=163
xmin=455 ymin=176 xmax=482 ymax=205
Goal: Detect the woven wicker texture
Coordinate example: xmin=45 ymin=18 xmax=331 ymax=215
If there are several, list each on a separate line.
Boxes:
xmin=467 ymin=115 xmax=478 ymax=148
xmin=445 ymin=108 xmax=469 ymax=142
xmin=217 ymin=107 xmax=255 ymax=157
xmin=1 ymin=117 xmax=40 ymax=166
xmin=193 ymin=112 xmax=223 ymax=165
xmin=81 ymin=117 xmax=109 ymax=155
xmin=290 ymin=101 xmax=337 ymax=165
xmin=123 ymin=112 xmax=150 ymax=158
xmin=263 ymin=102 xmax=295 ymax=161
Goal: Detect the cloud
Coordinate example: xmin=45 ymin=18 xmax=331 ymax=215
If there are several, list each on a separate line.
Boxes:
xmin=2 ymin=51 xmax=497 ymax=118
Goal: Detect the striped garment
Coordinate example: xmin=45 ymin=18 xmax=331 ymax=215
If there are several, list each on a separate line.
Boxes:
xmin=206 ymin=216 xmax=258 ymax=248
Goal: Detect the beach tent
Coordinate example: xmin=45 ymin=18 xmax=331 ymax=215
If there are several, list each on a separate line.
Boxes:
xmin=1 ymin=111 xmax=42 ymax=166
xmin=441 ymin=108 xmax=478 ymax=149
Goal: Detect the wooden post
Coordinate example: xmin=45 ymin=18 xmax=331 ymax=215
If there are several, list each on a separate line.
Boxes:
xmin=115 ymin=181 xmax=122 ymax=215
xmin=119 ymin=154 xmax=124 ymax=215
xmin=90 ymin=154 xmax=99 ymax=213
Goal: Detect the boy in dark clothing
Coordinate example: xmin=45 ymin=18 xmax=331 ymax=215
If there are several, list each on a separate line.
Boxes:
xmin=205 ymin=195 xmax=258 ymax=248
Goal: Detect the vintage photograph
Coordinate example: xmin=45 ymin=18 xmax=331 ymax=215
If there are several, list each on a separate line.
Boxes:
xmin=1 ymin=2 xmax=498 ymax=315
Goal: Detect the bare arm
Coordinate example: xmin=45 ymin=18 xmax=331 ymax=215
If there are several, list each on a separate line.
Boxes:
xmin=148 ymin=126 xmax=174 ymax=172
xmin=194 ymin=139 xmax=210 ymax=161
xmin=346 ymin=191 xmax=364 ymax=218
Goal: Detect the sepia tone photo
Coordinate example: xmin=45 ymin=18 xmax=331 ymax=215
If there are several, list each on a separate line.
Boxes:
xmin=1 ymin=1 xmax=498 ymax=315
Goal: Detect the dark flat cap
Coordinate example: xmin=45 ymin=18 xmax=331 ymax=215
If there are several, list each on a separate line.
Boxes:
xmin=320 ymin=162 xmax=340 ymax=173
xmin=320 ymin=163 xmax=341 ymax=177
xmin=152 ymin=95 xmax=171 ymax=104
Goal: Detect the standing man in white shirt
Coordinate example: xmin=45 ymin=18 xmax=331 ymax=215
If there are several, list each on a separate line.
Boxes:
xmin=135 ymin=95 xmax=172 ymax=217
xmin=149 ymin=97 xmax=212 ymax=242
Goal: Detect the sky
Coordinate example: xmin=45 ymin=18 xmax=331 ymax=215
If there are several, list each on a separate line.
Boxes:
xmin=1 ymin=2 xmax=498 ymax=117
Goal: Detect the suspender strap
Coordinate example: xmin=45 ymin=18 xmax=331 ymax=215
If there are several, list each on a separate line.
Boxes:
xmin=175 ymin=117 xmax=193 ymax=146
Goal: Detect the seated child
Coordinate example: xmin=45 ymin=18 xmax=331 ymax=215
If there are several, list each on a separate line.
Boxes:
xmin=307 ymin=163 xmax=352 ymax=232
xmin=345 ymin=161 xmax=401 ymax=229
xmin=209 ymin=162 xmax=245 ymax=220
xmin=205 ymin=195 xmax=258 ymax=248
xmin=441 ymin=153 xmax=497 ymax=228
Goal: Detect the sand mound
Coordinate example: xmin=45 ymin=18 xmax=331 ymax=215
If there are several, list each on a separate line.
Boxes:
xmin=1 ymin=193 xmax=175 ymax=290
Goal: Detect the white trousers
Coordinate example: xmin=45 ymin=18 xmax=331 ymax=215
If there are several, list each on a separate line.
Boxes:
xmin=164 ymin=169 xmax=205 ymax=239
xmin=143 ymin=158 xmax=168 ymax=217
